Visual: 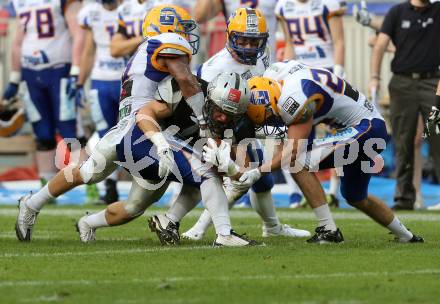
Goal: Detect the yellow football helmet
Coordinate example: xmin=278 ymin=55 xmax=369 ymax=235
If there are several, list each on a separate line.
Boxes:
xmin=0 ymin=101 xmax=25 ymax=137
xmin=226 ymin=8 xmax=269 ymax=65
xmin=247 ymin=76 xmax=286 ymax=138
xmin=142 ymin=5 xmax=200 ymax=54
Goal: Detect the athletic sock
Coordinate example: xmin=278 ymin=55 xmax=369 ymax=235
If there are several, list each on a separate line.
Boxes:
xmin=200 ymin=178 xmax=231 ymax=236
xmin=250 ymin=190 xmax=280 ymax=228
xmin=27 ymin=184 xmax=54 ymax=211
xmin=387 ymin=216 xmax=413 ymax=241
xmin=187 ymin=209 xmax=213 ymax=234
xmin=85 ymin=210 xmax=109 ymax=228
xmin=313 ymin=204 xmax=337 ymax=231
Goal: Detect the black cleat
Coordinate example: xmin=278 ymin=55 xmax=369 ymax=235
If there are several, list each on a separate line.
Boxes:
xmin=306 ymin=226 xmax=344 ymax=244
xmin=103 ymin=179 xmax=119 ymax=205
xmin=395 ymin=234 xmax=425 ymax=243
xmin=148 ymin=215 xmax=180 ymax=245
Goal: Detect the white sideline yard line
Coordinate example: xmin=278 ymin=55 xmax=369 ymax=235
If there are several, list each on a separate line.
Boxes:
xmin=1 ymin=208 xmax=440 ymax=221
xmin=1 ymin=269 xmax=439 ymax=288
xmin=0 ymin=246 xmax=213 ymax=259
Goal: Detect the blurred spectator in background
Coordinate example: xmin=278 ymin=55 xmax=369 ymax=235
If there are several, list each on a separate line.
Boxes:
xmin=1 ymin=0 xmax=85 ymax=193
xmin=354 ymin=1 xmax=425 ymax=209
xmin=275 ymin=0 xmax=346 ymax=207
xmin=193 ymin=0 xmax=278 ymax=61
xmin=371 ymin=0 xmax=440 ymax=210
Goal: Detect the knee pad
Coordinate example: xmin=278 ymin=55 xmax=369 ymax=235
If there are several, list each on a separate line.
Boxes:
xmin=251 ymin=173 xmax=274 ymax=193
xmin=36 ymin=138 xmax=57 ymax=151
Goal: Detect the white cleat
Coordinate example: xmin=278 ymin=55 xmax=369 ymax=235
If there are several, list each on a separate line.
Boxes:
xmin=262 ymin=224 xmax=311 ymax=238
xmin=15 ymin=193 xmax=39 ymax=242
xmin=427 ymin=203 xmax=440 ymax=211
xmin=181 ymin=226 xmax=205 ymax=241
xmin=76 ymin=214 xmax=96 ymax=243
xmin=213 ymin=230 xmax=264 ymax=247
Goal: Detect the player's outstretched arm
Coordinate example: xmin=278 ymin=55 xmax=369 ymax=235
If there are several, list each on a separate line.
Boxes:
xmin=193 ymin=0 xmax=223 ymax=23
xmin=278 ymin=17 xmax=296 ymax=61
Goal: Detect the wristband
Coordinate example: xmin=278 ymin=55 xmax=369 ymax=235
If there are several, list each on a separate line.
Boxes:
xmin=10 ymin=71 xmax=21 ymax=84
xmin=185 ymin=91 xmax=205 ymax=121
xmin=69 ymin=65 xmax=80 ymax=76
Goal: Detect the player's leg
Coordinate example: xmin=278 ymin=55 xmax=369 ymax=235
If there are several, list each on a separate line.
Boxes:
xmin=413 ymin=115 xmax=424 ymax=209
xmin=77 ymin=178 xmax=169 ymax=243
xmin=282 ymin=169 xmax=304 ymax=208
xmin=89 ymin=80 xmax=122 ymax=204
xmin=15 ymin=127 xmax=120 ymax=241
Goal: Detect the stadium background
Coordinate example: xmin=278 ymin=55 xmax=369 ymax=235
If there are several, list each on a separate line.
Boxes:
xmin=0 ymin=0 xmax=438 ymax=208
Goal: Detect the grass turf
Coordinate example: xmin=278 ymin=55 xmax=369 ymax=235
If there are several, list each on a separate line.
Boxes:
xmin=0 ymin=206 xmax=439 ymax=304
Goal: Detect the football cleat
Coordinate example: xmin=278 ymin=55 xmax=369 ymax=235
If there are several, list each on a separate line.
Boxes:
xmin=262 ymin=224 xmax=311 ymax=238
xmin=75 ymin=214 xmax=96 ymax=243
xmin=213 ymin=230 xmax=263 ymax=247
xmin=181 ymin=227 xmax=205 ymax=241
xmin=15 ymin=193 xmax=39 ymax=242
xmin=306 ymin=226 xmax=344 ymax=244
xmin=395 ymin=234 xmax=425 ymax=243
xmin=148 ymin=214 xmax=180 ymax=245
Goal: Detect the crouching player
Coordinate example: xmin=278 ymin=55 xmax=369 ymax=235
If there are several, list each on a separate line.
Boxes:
xmin=75 ymin=72 xmax=259 ymax=247
xmin=14 ymin=5 xmax=217 ymax=242
xmin=179 ymin=8 xmax=310 ymax=241
xmin=207 ymin=60 xmax=424 ymax=243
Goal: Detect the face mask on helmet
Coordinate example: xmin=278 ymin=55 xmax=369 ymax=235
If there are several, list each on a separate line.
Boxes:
xmin=226 ymin=8 xmax=269 ymax=65
xmin=143 ymin=5 xmax=200 ymax=55
xmin=100 ymin=0 xmax=117 ymax=5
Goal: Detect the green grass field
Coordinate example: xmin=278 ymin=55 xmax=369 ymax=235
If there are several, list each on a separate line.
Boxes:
xmin=1 ymin=206 xmax=439 ymax=304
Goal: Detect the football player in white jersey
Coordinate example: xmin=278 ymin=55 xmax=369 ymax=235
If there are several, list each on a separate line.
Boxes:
xmin=110 ymin=0 xmax=151 ymax=57
xmin=175 ymin=8 xmax=310 ymax=241
xmin=276 ymin=0 xmax=346 ymax=207
xmin=206 ymin=60 xmax=424 ymax=243
xmin=2 ymin=0 xmax=85 ymax=189
xmin=276 ymin=0 xmax=345 ymax=76
xmin=76 ymin=0 xmax=126 ymax=204
xmin=193 ymin=0 xmax=279 ymax=61
xmin=14 ymin=5 xmax=210 ymax=242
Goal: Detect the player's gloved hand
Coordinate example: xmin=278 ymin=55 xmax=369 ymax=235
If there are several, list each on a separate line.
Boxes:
xmin=198 ymin=119 xmax=209 ymax=138
xmin=423 ymin=106 xmax=440 ymax=138
xmin=203 ymin=138 xmax=239 ymax=177
xmin=151 ymin=132 xmax=175 ymax=178
xmin=75 ymin=85 xmax=85 ymax=107
xmin=237 ymin=168 xmax=262 ymax=188
xmin=2 ymin=71 xmax=21 ymax=109
xmin=353 ymin=1 xmax=371 ymax=27
xmin=66 ymin=66 xmax=79 ymax=102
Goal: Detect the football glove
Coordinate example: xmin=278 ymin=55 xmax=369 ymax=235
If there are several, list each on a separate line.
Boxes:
xmin=353 ymin=1 xmax=372 ymax=27
xmin=151 ymin=132 xmax=175 ymax=178
xmin=65 ymin=66 xmax=79 ymax=102
xmin=202 ymin=138 xmax=239 ymax=177
xmin=237 ymin=168 xmax=262 ymax=188
xmin=423 ymin=106 xmax=440 ymax=138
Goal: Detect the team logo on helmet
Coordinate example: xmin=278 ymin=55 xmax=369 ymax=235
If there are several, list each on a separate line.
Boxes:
xmin=250 ymin=90 xmax=269 ymax=105
xmin=159 ymin=8 xmax=176 ymax=25
xmin=227 ymin=88 xmax=242 ymax=103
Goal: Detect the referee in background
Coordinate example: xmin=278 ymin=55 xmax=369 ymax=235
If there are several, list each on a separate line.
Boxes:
xmin=371 ymin=0 xmax=440 ymax=210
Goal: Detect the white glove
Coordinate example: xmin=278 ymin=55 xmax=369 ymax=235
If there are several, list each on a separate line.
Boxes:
xmin=203 ymin=138 xmax=239 ymax=176
xmin=151 ymin=132 xmax=175 ymax=178
xmin=353 ymin=1 xmax=371 ymax=27
xmin=333 ymin=64 xmax=345 ymax=79
xmin=237 ymin=168 xmax=262 ymax=188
